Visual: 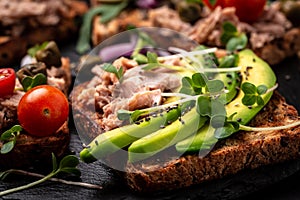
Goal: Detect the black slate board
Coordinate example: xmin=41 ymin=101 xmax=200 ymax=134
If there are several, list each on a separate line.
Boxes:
xmin=1 ymin=41 xmax=300 ymax=200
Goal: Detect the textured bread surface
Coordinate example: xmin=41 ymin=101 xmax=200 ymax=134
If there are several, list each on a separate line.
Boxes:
xmin=125 ymin=92 xmax=300 ymax=192
xmin=0 ymin=122 xmax=70 ymax=169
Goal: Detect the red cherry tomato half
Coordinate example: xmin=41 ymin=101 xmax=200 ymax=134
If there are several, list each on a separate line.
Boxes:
xmin=0 ymin=68 xmax=16 ymax=98
xmin=222 ymin=0 xmax=267 ymax=23
xmin=18 ymin=85 xmax=69 ymax=137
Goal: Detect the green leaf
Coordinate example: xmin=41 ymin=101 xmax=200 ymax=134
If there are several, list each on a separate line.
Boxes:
xmin=101 ymin=63 xmax=123 ymax=80
xmin=196 ymin=96 xmax=211 ymax=116
xmin=117 ymin=109 xmax=132 ymax=121
xmin=218 ymin=54 xmax=238 ymax=68
xmin=211 ymin=99 xmax=227 ymax=116
xmin=210 ymin=114 xmax=226 ymax=128
xmin=256 ymin=96 xmax=265 ymax=106
xmin=241 ymin=82 xmax=257 ymax=94
xmin=59 ymin=155 xmax=80 ymax=169
xmin=1 ymin=125 xmax=22 ymax=140
xmin=179 ymin=77 xmax=195 ymax=95
xmin=192 ymin=73 xmax=206 ymax=88
xmin=21 ymin=73 xmax=47 ymax=92
xmin=59 ymin=168 xmax=81 ymax=177
xmin=146 ymin=52 xmax=158 ymax=63
xmin=220 ymin=32 xmax=234 ymax=45
xmin=28 ymin=42 xmax=49 ymax=58
xmin=132 ymin=53 xmax=148 ymax=64
xmin=76 ymin=1 xmax=129 ymax=54
xmin=226 ymin=34 xmax=248 ymax=52
xmin=220 ymin=22 xmax=238 ymax=44
xmin=242 ymin=94 xmax=256 ymax=106
xmin=214 ymin=121 xmax=240 ymax=139
xmin=1 ymin=140 xmax=15 ymax=154
xmin=206 ymin=79 xmax=224 ymax=93
xmin=52 ymin=153 xmax=58 ymax=172
xmin=257 ymin=85 xmax=268 ymax=95
xmin=223 ymin=21 xmax=238 ymax=33
xmin=142 ymin=63 xmax=162 ymax=71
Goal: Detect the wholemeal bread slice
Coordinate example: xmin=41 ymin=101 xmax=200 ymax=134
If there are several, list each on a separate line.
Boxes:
xmin=125 ymin=91 xmax=300 ymax=192
xmin=0 ymin=57 xmax=72 ymax=169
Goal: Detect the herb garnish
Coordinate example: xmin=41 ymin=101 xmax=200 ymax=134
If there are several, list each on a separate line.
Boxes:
xmin=21 ymin=73 xmax=47 ymax=92
xmin=241 ymin=82 xmax=268 ymax=106
xmin=0 ymin=125 xmax=22 ymax=154
xmin=101 ymin=63 xmax=124 ymax=80
xmin=0 ymin=153 xmax=81 ymax=196
xmin=76 ymin=1 xmax=129 ymax=54
xmin=221 ymin=21 xmax=248 ymax=52
xmin=27 ymin=42 xmax=49 ymax=58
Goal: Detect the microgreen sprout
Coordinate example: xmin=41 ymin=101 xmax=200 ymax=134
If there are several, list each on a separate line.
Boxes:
xmin=0 ymin=125 xmax=22 ymax=154
xmin=221 ymin=21 xmax=248 ymax=52
xmin=28 ymin=42 xmax=49 ymax=58
xmin=0 ymin=153 xmax=88 ymax=196
xmin=166 ymin=47 xmax=241 ymax=73
xmin=101 ymin=63 xmax=124 ymax=80
xmin=241 ymin=82 xmax=278 ymax=106
xmin=131 ymin=30 xmax=156 ymax=58
xmin=21 ymin=73 xmax=47 ymax=92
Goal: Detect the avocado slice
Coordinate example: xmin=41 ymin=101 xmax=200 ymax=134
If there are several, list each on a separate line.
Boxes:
xmin=175 ymin=49 xmax=277 ymax=153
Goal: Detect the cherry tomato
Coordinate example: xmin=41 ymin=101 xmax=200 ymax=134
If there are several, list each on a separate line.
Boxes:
xmin=202 ymin=0 xmax=223 ymax=10
xmin=0 ymin=68 xmax=16 ymax=98
xmin=222 ymin=0 xmax=266 ymax=23
xmin=18 ymin=85 xmax=69 ymax=137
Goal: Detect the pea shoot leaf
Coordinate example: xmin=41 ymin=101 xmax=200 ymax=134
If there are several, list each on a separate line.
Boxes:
xmin=197 ymin=96 xmax=211 ymax=116
xmin=226 ymin=34 xmax=248 ymax=52
xmin=242 ymin=94 xmax=257 ymax=106
xmin=206 ymin=79 xmax=224 ymax=93
xmin=101 ymin=63 xmax=123 ymax=80
xmin=1 ymin=125 xmax=22 ymax=140
xmin=21 ymin=73 xmax=47 ymax=92
xmin=142 ymin=52 xmax=164 ymax=70
xmin=1 ymin=140 xmax=16 ymax=154
xmin=52 ymin=153 xmax=58 ymax=172
xmin=221 ymin=21 xmax=248 ymax=52
xmin=219 ymin=54 xmax=239 ymax=68
xmin=1 ymin=125 xmax=22 ymax=154
xmin=28 ymin=42 xmax=49 ymax=58
xmin=257 ymin=85 xmax=268 ymax=95
xmin=241 ymin=82 xmax=257 ymax=94
xmin=179 ymin=77 xmax=195 ymax=95
xmin=214 ymin=121 xmax=240 ymax=139
xmin=132 ymin=53 xmax=148 ymax=64
xmin=59 ymin=155 xmax=80 ymax=169
xmin=192 ymin=73 xmax=206 ymax=88
xmin=241 ymin=82 xmax=269 ymax=106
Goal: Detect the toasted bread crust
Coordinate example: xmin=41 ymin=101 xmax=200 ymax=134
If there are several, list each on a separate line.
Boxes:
xmin=125 ymin=92 xmax=300 ymax=192
xmin=0 ymin=122 xmax=70 ymax=169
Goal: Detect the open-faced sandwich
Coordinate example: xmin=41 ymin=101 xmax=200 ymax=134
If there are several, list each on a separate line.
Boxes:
xmin=72 ymin=29 xmax=300 ymax=192
xmin=0 ymin=41 xmax=71 ymax=169
xmin=77 ymin=0 xmax=300 ymax=65
xmin=0 ymin=0 xmax=88 ymax=66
